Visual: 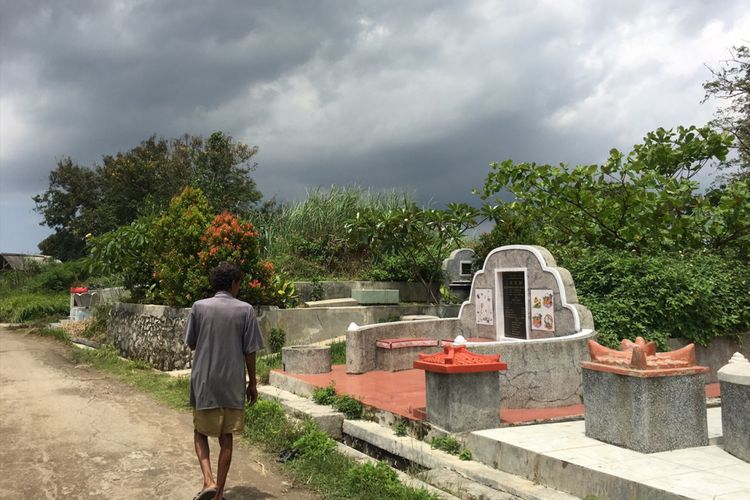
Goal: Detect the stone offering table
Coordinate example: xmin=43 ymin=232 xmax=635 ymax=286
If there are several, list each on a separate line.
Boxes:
xmin=414 ymin=343 xmax=507 ymax=432
xmin=282 ymin=345 xmax=331 ymax=374
xmin=718 ymin=352 xmax=750 ymax=462
xmin=581 ymin=337 xmax=709 ymax=453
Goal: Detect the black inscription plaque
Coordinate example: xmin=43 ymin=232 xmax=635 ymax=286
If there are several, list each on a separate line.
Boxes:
xmin=502 ymin=272 xmax=527 ymax=339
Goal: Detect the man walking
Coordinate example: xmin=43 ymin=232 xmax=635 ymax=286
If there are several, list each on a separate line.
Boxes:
xmin=184 ymin=262 xmax=265 ymax=500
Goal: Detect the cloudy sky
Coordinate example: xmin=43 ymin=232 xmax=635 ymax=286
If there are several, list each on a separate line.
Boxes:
xmin=1 ymin=0 xmax=748 ymax=253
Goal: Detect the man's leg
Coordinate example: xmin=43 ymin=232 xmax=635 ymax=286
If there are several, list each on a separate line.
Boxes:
xmin=194 ymin=430 xmax=217 ymax=491
xmin=214 ymin=433 xmax=233 ymax=500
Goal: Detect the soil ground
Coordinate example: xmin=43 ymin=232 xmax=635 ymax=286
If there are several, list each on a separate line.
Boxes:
xmin=0 ymin=326 xmax=319 ymax=500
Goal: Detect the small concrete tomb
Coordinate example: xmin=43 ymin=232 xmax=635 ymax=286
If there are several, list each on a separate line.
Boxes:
xmin=581 ymin=337 xmax=709 ymax=453
xmin=414 ymin=342 xmax=507 ymax=432
xmin=718 ymin=352 xmax=750 ymax=462
xmin=459 ymin=245 xmax=593 ymax=340
xmin=442 ymin=248 xmax=475 ymax=301
xmin=282 ymin=345 xmax=331 ymax=374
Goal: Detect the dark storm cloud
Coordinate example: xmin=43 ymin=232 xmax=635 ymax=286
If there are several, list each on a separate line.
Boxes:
xmin=1 ymin=0 xmax=748 ymax=252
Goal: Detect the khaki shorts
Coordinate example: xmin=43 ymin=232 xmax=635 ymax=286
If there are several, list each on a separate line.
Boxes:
xmin=193 ymin=408 xmax=245 ymax=437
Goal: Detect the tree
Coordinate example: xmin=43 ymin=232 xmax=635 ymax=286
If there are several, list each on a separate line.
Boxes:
xmin=346 ymin=203 xmax=480 ymax=302
xmin=34 ymin=132 xmax=262 ymax=260
xmin=478 ymin=126 xmax=749 ymax=258
xmin=703 ymin=45 xmax=750 ymax=179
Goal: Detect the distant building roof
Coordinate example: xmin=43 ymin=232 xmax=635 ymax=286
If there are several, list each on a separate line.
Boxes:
xmin=0 ymin=253 xmax=57 ymax=271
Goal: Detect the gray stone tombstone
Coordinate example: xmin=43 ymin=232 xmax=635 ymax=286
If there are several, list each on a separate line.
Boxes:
xmin=718 ymin=352 xmax=750 ymax=462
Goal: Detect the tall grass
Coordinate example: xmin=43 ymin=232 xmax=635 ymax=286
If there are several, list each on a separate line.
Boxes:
xmin=254 ymin=186 xmax=412 ymax=279
xmin=0 ymin=293 xmax=69 ymax=322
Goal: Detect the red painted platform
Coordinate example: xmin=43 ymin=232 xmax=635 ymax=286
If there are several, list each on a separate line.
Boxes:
xmin=280 ymin=366 xmax=721 ymax=425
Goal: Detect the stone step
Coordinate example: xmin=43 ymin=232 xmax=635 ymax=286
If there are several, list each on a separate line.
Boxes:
xmin=343 ymin=419 xmax=576 ymax=500
xmin=351 ymin=289 xmax=399 ymax=305
xmin=303 ymin=298 xmax=359 ymax=308
xmin=257 ymin=385 xmax=344 ymax=439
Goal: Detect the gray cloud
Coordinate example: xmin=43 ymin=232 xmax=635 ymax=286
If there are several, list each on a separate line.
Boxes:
xmin=1 ymin=0 xmax=748 ymax=252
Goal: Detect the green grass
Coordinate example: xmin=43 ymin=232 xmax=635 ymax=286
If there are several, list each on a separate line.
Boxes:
xmin=0 ymin=292 xmax=69 ymax=323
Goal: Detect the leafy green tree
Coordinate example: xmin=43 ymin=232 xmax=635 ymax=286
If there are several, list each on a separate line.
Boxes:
xmin=703 ymin=45 xmax=750 ymax=179
xmin=34 ymin=132 xmax=261 ymax=260
xmin=346 ymin=203 xmax=480 ymax=302
xmin=478 ymin=125 xmax=748 ymax=257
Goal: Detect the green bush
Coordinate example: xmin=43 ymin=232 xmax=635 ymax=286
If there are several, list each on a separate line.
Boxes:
xmin=81 ymin=304 xmax=111 ymax=342
xmin=346 ymin=461 xmax=437 ymax=500
xmin=268 ymin=327 xmax=286 ymax=354
xmin=430 ymin=435 xmax=462 ymax=455
xmin=312 ymin=383 xmax=337 ymax=405
xmin=292 ymin=421 xmax=337 ymax=459
xmin=36 ymin=260 xmax=90 ymax=291
xmin=0 ymin=292 xmax=69 ymax=322
xmin=244 ymin=399 xmax=302 ymax=452
xmin=330 ymin=340 xmax=346 ymax=365
xmin=332 ymin=394 xmax=363 ymax=419
xmin=564 ymin=251 xmax=750 ymax=348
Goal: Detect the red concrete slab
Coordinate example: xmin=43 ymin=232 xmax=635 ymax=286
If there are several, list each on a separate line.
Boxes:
xmin=280 ymin=368 xmax=722 ymax=424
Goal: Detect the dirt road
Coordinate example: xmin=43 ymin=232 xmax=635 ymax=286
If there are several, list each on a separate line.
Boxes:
xmin=0 ymin=327 xmax=318 ymax=500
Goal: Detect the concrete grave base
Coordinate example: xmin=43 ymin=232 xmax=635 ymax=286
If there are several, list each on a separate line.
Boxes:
xmin=282 ymin=345 xmax=331 ymax=374
xmin=425 ymin=371 xmax=500 ymax=433
xmin=720 ymin=380 xmax=750 ymax=462
xmin=582 ymin=369 xmax=708 ymax=453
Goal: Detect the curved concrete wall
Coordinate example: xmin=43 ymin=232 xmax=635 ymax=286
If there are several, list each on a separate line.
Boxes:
xmin=346 ymin=315 xmax=596 ymax=409
xmin=469 ymin=330 xmax=596 ymax=408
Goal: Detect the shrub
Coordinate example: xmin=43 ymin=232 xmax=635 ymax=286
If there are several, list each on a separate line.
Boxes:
xmin=312 ymin=383 xmax=337 ymax=406
xmin=268 ymin=327 xmax=286 ymax=354
xmin=346 ymin=461 xmax=436 ymax=500
xmin=332 ymin=394 xmax=363 ymax=419
xmin=292 ymin=420 xmax=337 ymax=459
xmin=35 ymin=260 xmax=91 ymax=291
xmin=563 ymin=250 xmax=750 ymax=348
xmin=430 ymin=435 xmax=462 ymax=455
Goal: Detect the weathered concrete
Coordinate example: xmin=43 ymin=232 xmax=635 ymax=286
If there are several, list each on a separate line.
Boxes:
xmin=346 ymin=318 xmax=459 ymax=374
xmin=108 ymin=302 xmax=193 ymax=370
xmin=347 ymin=316 xmax=594 ymax=409
xmin=425 ymin=371 xmax=501 ymax=432
xmin=582 ymin=369 xmax=708 ymax=453
xmin=295 ymin=280 xmax=439 ymax=303
xmin=669 ymin=333 xmax=750 ymax=383
xmin=303 ymin=298 xmax=358 ymax=308
xmin=376 ymin=342 xmax=441 ymax=372
xmin=259 ymin=304 xmax=460 ymax=348
xmin=718 ymin=353 xmax=750 ymax=462
xmin=342 ymin=419 xmax=576 ymax=500
xmin=351 ymin=288 xmax=399 ymax=305
xmin=459 ymin=245 xmax=594 ymax=340
xmin=282 ymin=345 xmax=331 ymax=374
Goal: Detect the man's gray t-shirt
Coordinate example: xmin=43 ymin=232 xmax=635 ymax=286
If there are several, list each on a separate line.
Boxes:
xmin=184 ymin=291 xmax=265 ymax=410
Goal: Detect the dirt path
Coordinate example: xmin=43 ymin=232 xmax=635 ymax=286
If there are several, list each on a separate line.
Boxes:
xmin=0 ymin=327 xmax=319 ymax=500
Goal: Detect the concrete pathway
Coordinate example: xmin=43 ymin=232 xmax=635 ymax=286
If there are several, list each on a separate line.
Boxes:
xmin=0 ymin=327 xmax=318 ymax=500
xmin=468 ymin=408 xmax=750 ymax=499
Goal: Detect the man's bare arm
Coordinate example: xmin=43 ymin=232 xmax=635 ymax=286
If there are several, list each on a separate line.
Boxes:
xmin=245 ymin=351 xmax=258 ymax=405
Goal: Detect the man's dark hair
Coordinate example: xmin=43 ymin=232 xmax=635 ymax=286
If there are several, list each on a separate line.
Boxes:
xmin=209 ymin=262 xmax=243 ymax=292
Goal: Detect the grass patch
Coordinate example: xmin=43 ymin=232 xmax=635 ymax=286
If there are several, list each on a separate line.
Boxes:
xmin=72 ymin=346 xmax=191 ymax=410
xmin=245 ymin=399 xmax=438 ymax=500
xmin=0 ymin=292 xmax=69 ymax=323
xmin=330 ymin=339 xmax=346 ymax=365
xmin=256 ymin=352 xmax=282 ymax=385
xmin=30 ymin=325 xmax=71 ymax=343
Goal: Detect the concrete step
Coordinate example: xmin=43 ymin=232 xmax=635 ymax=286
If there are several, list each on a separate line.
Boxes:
xmin=343 ymin=419 xmax=576 ymax=500
xmin=257 ymin=385 xmax=344 ymax=439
